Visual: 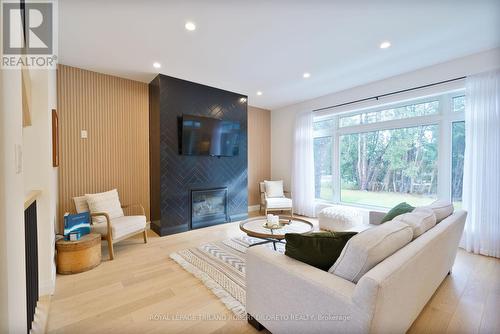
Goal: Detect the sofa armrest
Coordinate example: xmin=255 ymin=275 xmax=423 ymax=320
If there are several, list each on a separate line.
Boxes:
xmin=246 ymin=246 xmax=372 ymax=333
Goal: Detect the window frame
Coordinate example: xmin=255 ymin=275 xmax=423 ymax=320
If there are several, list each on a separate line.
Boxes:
xmin=313 ymin=91 xmax=465 ymax=210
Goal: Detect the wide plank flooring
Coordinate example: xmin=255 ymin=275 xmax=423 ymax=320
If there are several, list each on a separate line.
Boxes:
xmin=47 ymin=216 xmax=500 ymax=334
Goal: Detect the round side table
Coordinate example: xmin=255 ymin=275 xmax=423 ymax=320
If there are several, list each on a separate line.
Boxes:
xmin=56 ymin=233 xmax=101 ymax=274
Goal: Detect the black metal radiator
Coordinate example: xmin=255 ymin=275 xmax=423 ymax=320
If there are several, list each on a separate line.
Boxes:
xmin=24 ymin=201 xmax=38 ymax=332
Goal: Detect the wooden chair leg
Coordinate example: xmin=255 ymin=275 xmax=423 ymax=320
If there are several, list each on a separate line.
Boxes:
xmin=290 ymin=207 xmax=294 ymax=217
xmin=107 ymin=237 xmax=114 ymax=260
xmin=143 ymin=229 xmax=148 ymax=243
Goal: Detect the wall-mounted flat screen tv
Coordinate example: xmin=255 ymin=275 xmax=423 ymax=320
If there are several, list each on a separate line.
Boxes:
xmin=181 ymin=115 xmax=240 ymax=157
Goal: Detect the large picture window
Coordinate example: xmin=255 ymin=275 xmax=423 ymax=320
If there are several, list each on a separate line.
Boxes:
xmin=340 ymin=125 xmax=438 ymax=207
xmin=314 ymin=136 xmax=333 ymax=200
xmin=313 ymin=119 xmax=334 ymax=201
xmin=314 ymin=92 xmax=465 ymax=208
xmin=451 ymin=121 xmax=465 ymax=208
xmin=339 ymin=100 xmax=439 ymax=127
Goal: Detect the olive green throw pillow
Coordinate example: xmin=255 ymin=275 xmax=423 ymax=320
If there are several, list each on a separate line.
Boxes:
xmin=285 ymin=231 xmax=358 ymax=271
xmin=381 ymin=202 xmax=415 ymax=223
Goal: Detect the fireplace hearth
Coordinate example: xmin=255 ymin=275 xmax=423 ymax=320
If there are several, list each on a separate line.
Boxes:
xmin=191 ymin=187 xmax=228 ymax=229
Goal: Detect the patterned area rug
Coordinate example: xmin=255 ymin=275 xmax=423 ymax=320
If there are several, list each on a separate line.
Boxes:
xmin=170 ymin=235 xmax=284 ymax=317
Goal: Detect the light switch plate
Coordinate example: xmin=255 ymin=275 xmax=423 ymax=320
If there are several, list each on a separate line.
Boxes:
xmin=81 ymin=130 xmax=88 ymax=139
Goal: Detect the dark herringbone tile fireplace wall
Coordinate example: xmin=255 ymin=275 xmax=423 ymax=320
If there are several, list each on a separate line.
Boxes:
xmin=149 ymin=74 xmax=248 ymax=236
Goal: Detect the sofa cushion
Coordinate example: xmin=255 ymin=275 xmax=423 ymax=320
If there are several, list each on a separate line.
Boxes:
xmin=393 ymin=208 xmax=436 ymax=239
xmin=415 ymin=200 xmax=454 ymax=223
xmin=329 ymin=220 xmax=413 ymax=283
xmin=264 ymin=180 xmax=285 ymax=198
xmin=92 ymin=215 xmax=146 ymax=240
xmin=381 ymin=202 xmax=415 ymax=223
xmin=73 ymin=196 xmax=90 ymax=213
xmin=285 ymin=231 xmax=357 ymax=271
xmin=85 ymin=189 xmax=124 ymax=223
xmin=266 ymin=197 xmax=292 ymax=209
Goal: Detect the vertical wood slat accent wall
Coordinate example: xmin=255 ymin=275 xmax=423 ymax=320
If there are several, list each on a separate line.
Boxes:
xmin=248 ymin=106 xmax=271 ymax=206
xmin=57 ymin=65 xmax=149 ymax=228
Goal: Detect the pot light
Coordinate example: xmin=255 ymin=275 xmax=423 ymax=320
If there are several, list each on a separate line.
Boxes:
xmin=379 ymin=41 xmax=391 ymax=49
xmin=303 ymin=72 xmax=311 ymax=78
xmin=185 ymin=21 xmax=196 ymax=31
xmin=256 ymin=91 xmax=263 ymax=96
xmin=153 ymin=62 xmax=161 ymax=69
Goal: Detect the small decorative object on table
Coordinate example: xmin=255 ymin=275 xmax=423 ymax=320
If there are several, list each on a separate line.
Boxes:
xmin=265 ymin=214 xmax=281 ymax=229
xmin=68 ymin=231 xmax=81 ymax=241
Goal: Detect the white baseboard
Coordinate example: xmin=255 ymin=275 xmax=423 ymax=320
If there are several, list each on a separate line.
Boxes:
xmin=248 ymin=205 xmax=260 ymax=212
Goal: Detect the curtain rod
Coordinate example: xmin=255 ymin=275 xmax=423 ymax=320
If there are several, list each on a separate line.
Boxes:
xmin=313 ymin=76 xmax=466 ymax=113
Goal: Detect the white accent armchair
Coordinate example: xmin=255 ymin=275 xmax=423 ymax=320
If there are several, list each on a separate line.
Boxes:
xmin=73 ymin=190 xmax=147 ymax=260
xmin=259 ymin=181 xmax=293 ymax=216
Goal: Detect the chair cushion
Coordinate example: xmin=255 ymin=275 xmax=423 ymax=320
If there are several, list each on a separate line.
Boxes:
xmin=85 ymin=189 xmax=124 ymax=223
xmin=329 ymin=220 xmax=413 ymax=283
xmin=264 ymin=180 xmax=285 ymax=198
xmin=73 ymin=196 xmax=90 ymax=213
xmin=92 ymin=215 xmax=146 ymax=240
xmin=416 ymin=200 xmax=454 ymax=223
xmin=266 ymin=197 xmax=292 ymax=209
xmin=393 ymin=208 xmax=436 ymax=239
xmin=285 ymin=231 xmax=358 ymax=271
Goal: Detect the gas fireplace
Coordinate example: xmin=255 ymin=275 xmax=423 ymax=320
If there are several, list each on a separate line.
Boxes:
xmin=191 ymin=187 xmax=228 ymax=229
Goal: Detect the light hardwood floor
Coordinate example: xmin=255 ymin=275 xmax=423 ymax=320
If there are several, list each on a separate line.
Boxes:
xmin=47 ymin=216 xmax=500 ymax=334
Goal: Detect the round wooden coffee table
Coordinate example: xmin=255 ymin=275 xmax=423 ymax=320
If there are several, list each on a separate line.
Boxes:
xmin=239 ymin=216 xmax=314 ymax=250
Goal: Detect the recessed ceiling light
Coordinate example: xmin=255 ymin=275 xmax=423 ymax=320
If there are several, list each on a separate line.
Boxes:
xmin=256 ymin=91 xmax=263 ymax=96
xmin=303 ymin=72 xmax=311 ymax=78
xmin=153 ymin=62 xmax=161 ymax=69
xmin=185 ymin=21 xmax=196 ymax=31
xmin=379 ymin=41 xmax=391 ymax=49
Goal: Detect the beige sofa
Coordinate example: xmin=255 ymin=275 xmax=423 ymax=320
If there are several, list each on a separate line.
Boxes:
xmin=246 ymin=210 xmax=467 ymax=333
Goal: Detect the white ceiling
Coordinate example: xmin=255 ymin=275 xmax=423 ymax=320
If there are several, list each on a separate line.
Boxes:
xmin=58 ymin=0 xmax=500 ymax=110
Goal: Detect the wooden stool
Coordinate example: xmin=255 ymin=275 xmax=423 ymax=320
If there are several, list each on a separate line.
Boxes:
xmin=56 ymin=233 xmax=101 ymax=274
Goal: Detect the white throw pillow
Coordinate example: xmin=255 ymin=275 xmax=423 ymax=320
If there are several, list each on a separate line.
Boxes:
xmin=264 ymin=180 xmax=285 ymax=198
xmin=85 ymin=189 xmax=124 ymax=223
xmin=416 ymin=200 xmax=454 ymax=223
xmin=329 ymin=220 xmax=413 ymax=283
xmin=393 ymin=208 xmax=436 ymax=239
xmin=73 ymin=196 xmax=89 ymax=213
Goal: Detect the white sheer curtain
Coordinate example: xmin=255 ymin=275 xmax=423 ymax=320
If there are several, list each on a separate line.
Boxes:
xmin=291 ymin=111 xmax=316 ymax=217
xmin=461 ymin=69 xmax=500 ymax=258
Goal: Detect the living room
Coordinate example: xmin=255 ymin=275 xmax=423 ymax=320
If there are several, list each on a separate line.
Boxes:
xmin=1 ymin=1 xmax=499 ymax=333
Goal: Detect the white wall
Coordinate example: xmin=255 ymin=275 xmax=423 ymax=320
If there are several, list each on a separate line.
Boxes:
xmin=0 ymin=69 xmax=27 ymax=333
xmin=23 ymin=69 xmax=58 ymax=295
xmin=0 ymin=67 xmax=57 ymax=333
xmin=271 ymin=48 xmax=500 ymax=187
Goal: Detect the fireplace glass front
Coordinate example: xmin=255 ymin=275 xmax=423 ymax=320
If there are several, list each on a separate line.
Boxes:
xmin=191 ymin=187 xmax=228 ymax=229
